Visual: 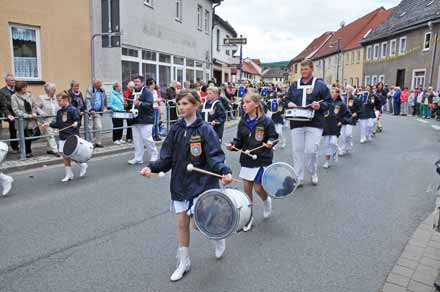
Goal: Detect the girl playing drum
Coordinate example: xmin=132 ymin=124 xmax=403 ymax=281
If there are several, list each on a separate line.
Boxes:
xmin=226 ymin=93 xmax=279 ymax=232
xmin=140 ymin=90 xmax=233 ymax=282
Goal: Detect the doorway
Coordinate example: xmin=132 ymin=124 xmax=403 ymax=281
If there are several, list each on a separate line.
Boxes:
xmin=396 ymin=69 xmax=405 ymax=88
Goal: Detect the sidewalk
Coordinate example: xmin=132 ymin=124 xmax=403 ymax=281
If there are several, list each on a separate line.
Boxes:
xmin=2 ymin=119 xmax=239 ymax=173
xmin=382 ymin=213 xmax=440 ymax=292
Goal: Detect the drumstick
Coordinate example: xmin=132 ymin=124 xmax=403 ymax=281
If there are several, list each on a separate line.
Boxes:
xmin=37 ymin=122 xmax=76 ymax=132
xmin=140 ymin=171 xmax=165 ymax=178
xmin=186 ymin=164 xmax=242 ymax=183
xmin=227 ymin=144 xmax=258 ymax=160
xmin=247 ymin=139 xmax=280 ymax=154
xmin=305 ymin=100 xmax=324 ymax=108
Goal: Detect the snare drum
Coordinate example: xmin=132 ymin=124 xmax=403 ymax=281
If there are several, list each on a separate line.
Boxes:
xmin=194 ymin=189 xmax=252 ymax=240
xmin=262 ymin=163 xmax=298 ymax=199
xmin=285 ymin=107 xmax=315 ymax=121
xmin=112 ymin=111 xmax=134 ymax=119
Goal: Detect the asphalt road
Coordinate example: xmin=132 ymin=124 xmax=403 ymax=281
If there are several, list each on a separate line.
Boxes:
xmin=0 ymin=114 xmax=439 ymax=292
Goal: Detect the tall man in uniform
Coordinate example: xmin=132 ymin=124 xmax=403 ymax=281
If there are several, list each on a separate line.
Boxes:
xmin=285 ymin=59 xmax=331 ymax=186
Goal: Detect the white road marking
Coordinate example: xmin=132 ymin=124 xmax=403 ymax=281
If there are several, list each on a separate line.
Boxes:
xmin=416 ymin=119 xmax=429 ymax=124
xmin=432 ymin=125 xmax=440 ymax=131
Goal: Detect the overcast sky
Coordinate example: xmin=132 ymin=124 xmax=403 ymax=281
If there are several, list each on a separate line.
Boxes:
xmin=216 ymin=0 xmax=400 ymax=63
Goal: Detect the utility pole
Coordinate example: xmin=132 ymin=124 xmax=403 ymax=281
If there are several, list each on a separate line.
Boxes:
xmin=336 ymin=39 xmax=341 ymax=85
xmin=239 ymin=34 xmax=244 ymax=82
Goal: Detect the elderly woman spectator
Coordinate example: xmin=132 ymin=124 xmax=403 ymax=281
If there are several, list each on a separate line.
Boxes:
xmin=392 ymin=87 xmax=401 ymax=116
xmin=123 ymin=81 xmax=135 ymax=143
xmin=108 ymin=82 xmax=126 ymax=145
xmin=408 ymin=90 xmax=416 ymax=116
xmin=68 ymin=81 xmax=86 ymax=123
xmin=11 ymin=81 xmax=39 ymax=158
xmin=36 ymin=82 xmax=59 ymax=156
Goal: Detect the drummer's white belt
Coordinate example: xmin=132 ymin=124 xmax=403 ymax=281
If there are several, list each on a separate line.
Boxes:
xmin=297 ymin=78 xmax=317 ymax=107
xmin=131 ymin=86 xmax=146 ymax=111
xmin=202 ymin=100 xmax=219 ymax=122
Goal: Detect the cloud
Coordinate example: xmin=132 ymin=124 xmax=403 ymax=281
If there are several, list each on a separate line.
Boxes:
xmin=216 ymin=0 xmax=400 ymax=62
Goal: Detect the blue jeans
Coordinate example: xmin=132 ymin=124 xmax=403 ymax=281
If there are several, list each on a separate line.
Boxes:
xmin=393 ymin=100 xmax=401 ymax=115
xmin=153 ymin=109 xmax=160 ymax=137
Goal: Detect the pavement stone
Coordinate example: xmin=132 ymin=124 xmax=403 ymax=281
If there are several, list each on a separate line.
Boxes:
xmin=407 ymin=280 xmax=433 ymax=292
xmin=382 ymin=283 xmax=407 ymax=292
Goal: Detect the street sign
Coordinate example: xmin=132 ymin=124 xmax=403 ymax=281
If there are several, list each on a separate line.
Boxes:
xmin=224 ymin=38 xmax=247 ymax=45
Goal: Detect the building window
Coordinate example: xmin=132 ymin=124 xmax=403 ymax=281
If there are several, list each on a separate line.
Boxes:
xmin=216 ymin=29 xmax=220 ymax=51
xmin=349 ymin=78 xmax=353 ymax=85
xmin=355 ymin=77 xmax=359 ymax=87
xmin=142 ymin=50 xmax=156 ymax=61
xmin=373 ymin=44 xmax=379 ymax=60
xmin=175 ymin=0 xmax=182 ymax=22
xmin=197 ymin=5 xmax=202 ymax=30
xmin=357 ymin=50 xmax=360 ymax=63
xmin=122 ymin=60 xmax=139 ymax=89
xmin=294 ymin=64 xmax=298 ymax=74
xmin=159 ymin=53 xmax=171 ymax=63
xmin=143 ymin=63 xmax=157 ymax=80
xmin=122 ymin=47 xmax=139 ymax=58
xmin=366 ymin=46 xmax=372 ymax=61
xmin=144 ymin=0 xmax=153 ymax=8
xmin=399 ymin=37 xmax=407 ymax=54
xmin=381 ymin=42 xmax=387 ymax=59
xmin=226 ymin=50 xmax=230 ymax=56
xmin=351 ymin=52 xmax=355 ymax=64
xmin=365 ymin=76 xmax=371 ymax=86
xmin=412 ymin=69 xmax=426 ymax=89
xmin=186 ymin=68 xmax=194 ymax=82
xmin=10 ymin=25 xmax=41 ymax=80
xmin=372 ymin=75 xmax=378 ymax=85
xmin=379 ymin=75 xmax=385 ymax=83
xmin=174 ymin=56 xmax=185 ymax=65
xmin=204 ymin=10 xmax=210 ymax=34
xmin=159 ymin=65 xmax=171 ymax=87
xmin=424 ymin=32 xmax=432 ymax=51
xmin=390 ymin=39 xmax=397 ymax=56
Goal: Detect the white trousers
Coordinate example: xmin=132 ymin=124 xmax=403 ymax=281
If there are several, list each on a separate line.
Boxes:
xmin=323 ymin=135 xmax=338 ymax=156
xmin=42 ymin=126 xmax=58 ymax=153
xmin=132 ymin=124 xmax=159 ymax=163
xmin=339 ymin=125 xmax=353 ymax=153
xmin=291 ymin=127 xmax=323 ymax=181
xmin=359 ymin=119 xmax=374 ymax=141
xmin=90 ymin=115 xmax=103 ymax=145
xmin=275 ymin=124 xmax=285 ymax=146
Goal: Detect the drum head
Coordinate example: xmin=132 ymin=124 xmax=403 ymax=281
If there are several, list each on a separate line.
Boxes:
xmin=63 ymin=135 xmax=79 ymax=156
xmin=262 ymin=163 xmax=298 ymax=199
xmin=194 ymin=190 xmax=238 ymax=240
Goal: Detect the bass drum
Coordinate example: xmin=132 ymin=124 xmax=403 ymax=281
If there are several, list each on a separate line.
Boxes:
xmin=262 ymin=162 xmax=298 ymax=199
xmin=0 ymin=141 xmax=8 ymax=164
xmin=63 ymin=135 xmax=94 ymax=163
xmin=194 ymin=189 xmax=252 ymax=240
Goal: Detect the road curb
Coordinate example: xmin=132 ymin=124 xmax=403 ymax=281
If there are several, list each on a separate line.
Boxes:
xmin=4 ymin=120 xmax=240 ymax=173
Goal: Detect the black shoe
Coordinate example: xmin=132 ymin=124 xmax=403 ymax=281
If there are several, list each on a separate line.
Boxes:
xmin=46 ymin=150 xmax=59 ymax=156
xmin=94 ymin=144 xmax=104 ymax=148
xmin=153 ymin=136 xmax=162 ymax=142
xmin=26 ymin=153 xmax=34 ymax=158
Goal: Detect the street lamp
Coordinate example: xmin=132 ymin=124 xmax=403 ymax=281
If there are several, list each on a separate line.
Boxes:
xmin=329 ymin=39 xmax=342 ymax=85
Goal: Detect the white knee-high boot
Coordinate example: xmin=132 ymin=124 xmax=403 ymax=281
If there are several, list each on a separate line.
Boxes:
xmin=62 ymin=167 xmax=74 ymax=183
xmin=170 ymin=247 xmax=191 ymax=282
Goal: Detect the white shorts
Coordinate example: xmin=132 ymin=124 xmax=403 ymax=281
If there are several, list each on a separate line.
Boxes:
xmin=171 ymin=197 xmax=199 ymax=215
xmin=58 ymin=140 xmax=65 ymax=153
xmin=239 ymin=166 xmax=266 ymax=183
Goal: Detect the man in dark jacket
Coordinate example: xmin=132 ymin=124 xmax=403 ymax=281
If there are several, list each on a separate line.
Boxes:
xmin=0 ymin=74 xmax=19 ymax=152
xmin=202 ymin=86 xmax=226 ymax=141
xmin=128 ymin=76 xmax=159 ymax=165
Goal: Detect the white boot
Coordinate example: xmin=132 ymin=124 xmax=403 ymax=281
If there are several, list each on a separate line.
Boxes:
xmin=214 ymin=239 xmax=226 ymax=259
xmin=311 ymin=174 xmax=319 ymax=186
xmin=243 ymin=216 xmax=254 ymax=232
xmin=61 ymin=167 xmax=74 ymax=183
xmin=79 ymin=163 xmax=88 ymax=177
xmin=170 ymin=247 xmax=191 ymax=282
xmin=263 ymin=197 xmax=272 ymax=219
xmin=0 ymin=174 xmax=13 ymax=196
xmin=323 ymin=161 xmax=329 ymax=169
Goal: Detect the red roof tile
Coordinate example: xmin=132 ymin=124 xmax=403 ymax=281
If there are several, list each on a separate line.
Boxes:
xmin=290 ymin=32 xmax=334 ymax=64
xmin=242 ymin=60 xmax=261 ymax=75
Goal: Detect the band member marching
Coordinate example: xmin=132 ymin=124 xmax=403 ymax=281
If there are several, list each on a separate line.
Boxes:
xmin=359 ymin=85 xmax=376 ymax=144
xmin=322 ymin=88 xmax=352 ymax=169
xmin=265 ymin=91 xmax=286 ymax=149
xmin=202 ymin=86 xmax=226 ymax=142
xmin=226 ymin=93 xmax=279 ymax=232
xmin=284 ymin=59 xmax=331 ymax=186
xmin=42 ymin=91 xmax=87 ymax=182
xmin=339 ymin=85 xmax=361 ymax=156
xmin=140 ymin=90 xmax=233 ymax=282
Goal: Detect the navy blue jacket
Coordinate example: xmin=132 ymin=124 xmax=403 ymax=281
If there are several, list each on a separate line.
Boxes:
xmin=148 ymin=116 xmax=231 ymax=201
xmin=130 ymin=87 xmax=154 ymax=125
xmin=285 ymin=78 xmax=331 ymax=129
xmin=265 ymin=98 xmax=284 ymax=124
xmin=231 ymin=114 xmax=278 ymax=168
xmin=201 ymin=98 xmax=226 ymax=140
xmin=323 ymin=97 xmax=352 ymax=136
xmin=359 ymin=92 xmax=377 ymax=120
xmin=342 ymin=93 xmax=362 ymax=125
xmin=50 ymin=104 xmax=80 ymax=140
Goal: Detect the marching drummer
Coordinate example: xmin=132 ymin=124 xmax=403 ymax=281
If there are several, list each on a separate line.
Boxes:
xmin=284 ymin=59 xmax=331 ymax=186
xmin=339 ymin=85 xmax=361 ymax=156
xmin=201 ymin=86 xmax=226 ymax=141
xmin=42 ymin=91 xmax=87 ymax=182
xmin=140 ymin=90 xmax=233 ymax=282
xmin=358 ymin=85 xmax=376 ymax=144
xmin=226 ymin=92 xmax=278 ymax=232
xmin=266 ymin=91 xmax=286 ymax=149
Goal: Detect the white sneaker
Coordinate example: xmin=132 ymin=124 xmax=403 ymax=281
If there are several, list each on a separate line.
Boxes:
xmin=311 ymin=175 xmax=319 ymax=186
xmin=61 ymin=167 xmax=74 ymax=183
xmin=170 ymin=247 xmax=191 ymax=282
xmin=263 ymin=197 xmax=272 ymax=219
xmin=1 ymin=175 xmax=13 ymax=196
xmin=79 ymin=163 xmax=88 ymax=177
xmin=338 ymin=150 xmax=346 ymax=156
xmin=323 ymin=161 xmax=329 ymax=169
xmin=360 ymin=139 xmax=366 ymax=144
xmin=113 ymin=140 xmax=122 ymax=145
xmin=243 ymin=216 xmax=253 ymax=232
xmin=119 ymin=140 xmax=127 ymax=144
xmin=128 ymin=159 xmax=143 ymax=165
xmin=214 ymin=239 xmax=226 ymax=259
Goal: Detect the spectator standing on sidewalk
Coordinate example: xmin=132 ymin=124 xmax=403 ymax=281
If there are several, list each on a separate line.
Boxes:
xmin=124 ymin=81 xmax=135 ymax=143
xmin=127 ymin=76 xmax=159 ymax=165
xmin=108 ymin=82 xmax=126 ymax=145
xmin=408 ymin=90 xmax=416 ymax=116
xmin=400 ymin=87 xmax=409 ymax=116
xmin=151 ymin=81 xmax=162 ymax=142
xmin=421 ymin=87 xmax=435 ymax=119
xmin=416 ymin=88 xmax=424 ymax=116
xmin=387 ymin=86 xmax=395 ymax=113
xmin=393 ymin=87 xmax=401 ymax=116
xmin=0 ymin=74 xmax=19 ymax=153
xmin=68 ymin=81 xmax=86 ymax=127
xmin=11 ymin=81 xmax=39 ymax=158
xmin=36 ymin=83 xmax=59 ymax=156
xmin=86 ymin=79 xmax=107 ymax=148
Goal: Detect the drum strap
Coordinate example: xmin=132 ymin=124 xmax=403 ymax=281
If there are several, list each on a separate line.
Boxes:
xmin=202 ymin=100 xmax=219 ymax=122
xmin=131 ymin=87 xmax=146 ymax=110
xmin=297 ymin=78 xmax=316 ymax=107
